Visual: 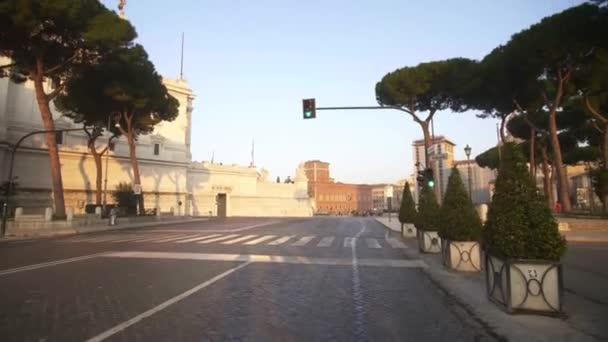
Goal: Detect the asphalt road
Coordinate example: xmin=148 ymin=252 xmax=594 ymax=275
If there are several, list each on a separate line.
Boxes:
xmin=0 ymin=217 xmax=497 ymax=342
xmin=561 ymin=240 xmax=608 ymax=340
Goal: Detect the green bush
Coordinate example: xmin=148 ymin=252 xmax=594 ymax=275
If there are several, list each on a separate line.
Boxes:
xmin=415 ymin=185 xmax=440 ymax=231
xmin=112 ymin=182 xmax=137 ymax=216
xmin=439 ymin=168 xmax=482 ymax=241
xmin=398 ymin=182 xmax=417 ymax=224
xmin=483 ymin=144 xmax=566 ymax=260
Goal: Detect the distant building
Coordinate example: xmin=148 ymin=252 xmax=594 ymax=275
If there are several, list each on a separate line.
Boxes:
xmin=412 ymin=135 xmax=496 ymax=205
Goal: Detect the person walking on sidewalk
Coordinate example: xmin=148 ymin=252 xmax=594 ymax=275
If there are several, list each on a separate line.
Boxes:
xmin=109 ymin=207 xmax=118 ymax=226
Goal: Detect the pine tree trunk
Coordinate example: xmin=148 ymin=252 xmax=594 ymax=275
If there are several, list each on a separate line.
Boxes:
xmin=420 ymin=121 xmax=440 ymax=203
xmin=126 ymin=130 xmax=144 ymax=214
xmin=90 ymin=145 xmax=103 ymax=205
xmin=547 ymin=75 xmax=572 ymax=213
xmin=529 ymin=127 xmax=536 ymax=182
xmin=33 ymin=63 xmax=66 ymax=218
xmin=541 ymin=145 xmax=554 ymax=209
xmin=603 ymin=129 xmax=608 ymax=213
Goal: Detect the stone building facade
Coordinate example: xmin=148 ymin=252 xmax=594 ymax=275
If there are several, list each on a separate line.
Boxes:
xmin=0 ymin=56 xmax=313 ymax=218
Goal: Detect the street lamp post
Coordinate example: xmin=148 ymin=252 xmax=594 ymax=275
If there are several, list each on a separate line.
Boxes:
xmin=464 ymin=144 xmax=472 ymax=199
xmin=1 ymin=128 xmax=82 ymax=236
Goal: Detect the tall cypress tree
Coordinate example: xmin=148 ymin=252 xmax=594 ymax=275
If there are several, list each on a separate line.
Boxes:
xmin=398 ymin=183 xmax=417 ymax=231
xmin=439 ymin=168 xmax=482 ymax=241
xmin=483 ymin=144 xmax=566 ymax=260
xmin=415 ymin=185 xmax=440 ymax=231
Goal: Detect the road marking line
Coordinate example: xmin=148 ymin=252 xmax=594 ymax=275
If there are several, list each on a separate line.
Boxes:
xmin=100 ymin=251 xmax=428 ymax=268
xmin=268 ymin=235 xmax=295 ymax=246
xmin=100 ymin=235 xmax=147 ymax=243
xmin=85 ymin=261 xmax=252 ymax=342
xmin=151 ymin=234 xmax=201 ymax=243
xmin=352 ymin=220 xmax=368 ymax=340
xmin=267 ymin=235 xmax=294 ymax=245
xmin=220 ymin=235 xmax=258 ymax=245
xmin=317 ymin=237 xmax=334 ymax=247
xmin=386 ymin=238 xmax=408 ymax=249
xmin=0 ymin=253 xmax=106 ymax=276
xmin=291 ymin=236 xmax=315 ymax=246
xmin=174 ymin=234 xmax=222 ymax=243
xmin=243 ymin=235 xmax=276 ymax=245
xmin=344 ymin=237 xmax=355 ymax=247
xmin=196 ymin=234 xmax=239 ymax=244
xmin=365 ymin=238 xmax=382 ymax=249
xmin=130 ymin=235 xmax=182 ymax=243
xmin=66 ymin=236 xmax=120 ymax=243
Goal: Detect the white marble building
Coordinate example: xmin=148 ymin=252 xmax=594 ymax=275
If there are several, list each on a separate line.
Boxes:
xmin=0 ymin=56 xmax=313 ymax=217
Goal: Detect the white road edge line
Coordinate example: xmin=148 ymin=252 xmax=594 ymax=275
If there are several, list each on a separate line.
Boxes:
xmin=0 ymin=253 xmax=106 ymax=276
xmin=85 ymin=261 xmax=252 ymax=342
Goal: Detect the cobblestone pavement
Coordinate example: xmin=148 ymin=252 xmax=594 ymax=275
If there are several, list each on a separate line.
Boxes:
xmin=0 ymin=217 xmax=497 ymax=341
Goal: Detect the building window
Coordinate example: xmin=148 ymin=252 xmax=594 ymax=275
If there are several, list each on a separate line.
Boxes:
xmin=153 ymin=143 xmax=160 ymax=155
xmin=55 ymin=131 xmax=63 ymax=145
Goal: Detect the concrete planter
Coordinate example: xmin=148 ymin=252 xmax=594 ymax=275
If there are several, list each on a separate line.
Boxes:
xmin=416 ymin=229 xmax=441 ymax=253
xmin=441 ymin=239 xmax=481 ymax=272
xmin=401 ymin=223 xmax=417 ymax=238
xmin=485 ymin=254 xmax=563 ymax=315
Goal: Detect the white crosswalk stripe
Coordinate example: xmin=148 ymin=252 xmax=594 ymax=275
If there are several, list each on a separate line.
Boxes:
xmin=196 ymin=234 xmax=240 ymax=244
xmin=267 ymin=236 xmax=295 ymax=245
xmin=386 ymin=238 xmax=408 ymax=249
xmin=101 ymin=235 xmax=146 ymax=243
xmin=72 ymin=235 xmax=127 ymax=243
xmin=317 ymin=237 xmax=334 ymax=247
xmin=220 ymin=235 xmax=258 ymax=245
xmin=174 ymin=234 xmax=222 ymax=243
xmin=365 ymin=238 xmax=382 ymax=249
xmin=344 ymin=237 xmax=355 ymax=248
xmin=130 ymin=235 xmax=182 ymax=243
xmin=55 ymin=233 xmax=411 ymax=250
xmin=243 ymin=235 xmax=276 ymax=245
xmin=151 ymin=234 xmax=201 ymax=243
xmin=291 ymin=236 xmax=314 ymax=246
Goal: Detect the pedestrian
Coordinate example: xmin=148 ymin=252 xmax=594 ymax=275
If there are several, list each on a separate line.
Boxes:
xmin=555 ymin=202 xmax=562 ymax=214
xmin=109 ymin=207 xmax=118 ymax=226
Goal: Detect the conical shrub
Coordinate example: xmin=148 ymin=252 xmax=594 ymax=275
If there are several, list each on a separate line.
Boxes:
xmin=415 ymin=185 xmax=440 ymax=231
xmin=439 ymin=167 xmax=482 ymax=241
xmin=399 ymin=182 xmax=417 ymax=224
xmin=483 ymin=144 xmax=566 ymax=260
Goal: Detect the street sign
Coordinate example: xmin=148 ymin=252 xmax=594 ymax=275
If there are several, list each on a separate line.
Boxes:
xmin=133 ymin=183 xmax=142 ymax=195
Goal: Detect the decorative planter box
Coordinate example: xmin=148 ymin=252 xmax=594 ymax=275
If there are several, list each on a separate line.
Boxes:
xmin=485 ymin=254 xmax=563 ymax=315
xmin=441 ymin=240 xmax=481 ymax=272
xmin=416 ymin=229 xmax=441 ymax=253
xmin=402 ymin=223 xmax=417 ymax=238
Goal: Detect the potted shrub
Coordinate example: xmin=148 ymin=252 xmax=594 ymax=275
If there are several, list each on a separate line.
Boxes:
xmin=439 ymin=167 xmax=482 ymax=272
xmin=415 ymin=185 xmax=441 ymax=253
xmin=398 ymin=182 xmax=417 ymax=238
xmin=483 ymin=144 xmax=566 ymax=315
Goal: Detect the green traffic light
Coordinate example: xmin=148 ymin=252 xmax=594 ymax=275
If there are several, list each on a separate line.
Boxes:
xmin=305 ymin=111 xmax=312 ymax=118
xmin=428 ymin=180 xmax=435 ymax=188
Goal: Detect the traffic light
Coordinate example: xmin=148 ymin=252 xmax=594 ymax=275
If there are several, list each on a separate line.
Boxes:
xmin=302 ymin=98 xmax=316 ymax=119
xmin=417 ymin=168 xmax=435 ymax=189
xmin=424 ymin=168 xmax=435 ymax=188
xmin=416 ymin=170 xmax=425 ymax=187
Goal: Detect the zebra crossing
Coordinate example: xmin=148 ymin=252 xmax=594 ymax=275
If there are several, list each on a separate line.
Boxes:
xmin=57 ymin=232 xmax=408 ymax=249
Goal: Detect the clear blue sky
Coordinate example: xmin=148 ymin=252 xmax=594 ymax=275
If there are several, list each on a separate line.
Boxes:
xmin=113 ymin=0 xmax=582 ymax=184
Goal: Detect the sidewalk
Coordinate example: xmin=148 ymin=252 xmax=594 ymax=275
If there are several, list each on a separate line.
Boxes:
xmin=2 ymin=216 xmax=210 ymax=240
xmin=374 ymin=217 xmax=601 ymax=342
